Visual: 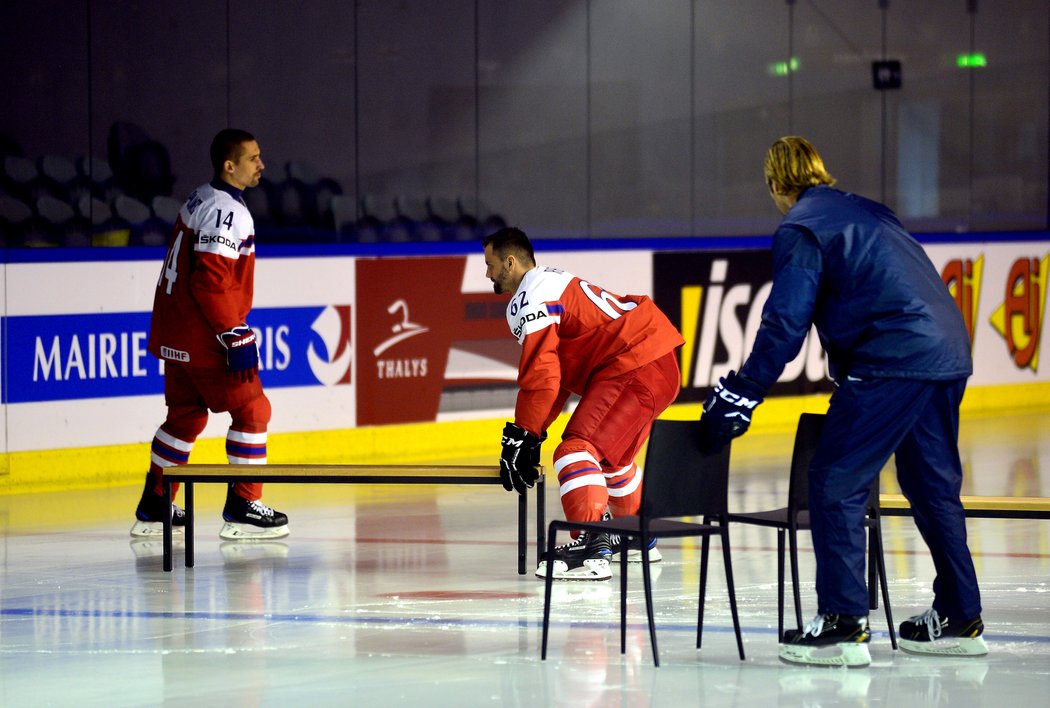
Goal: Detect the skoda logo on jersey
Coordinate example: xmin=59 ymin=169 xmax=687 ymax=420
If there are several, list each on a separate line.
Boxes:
xmin=307 ymin=305 xmax=353 ymax=386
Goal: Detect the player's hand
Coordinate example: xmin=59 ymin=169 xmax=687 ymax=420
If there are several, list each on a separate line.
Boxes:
xmin=217 ymin=324 xmax=259 ymax=383
xmin=698 ymin=370 xmax=766 ymax=453
xmin=499 ymin=422 xmax=542 ymax=494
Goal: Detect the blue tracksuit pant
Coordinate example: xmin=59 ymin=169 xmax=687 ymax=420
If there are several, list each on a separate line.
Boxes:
xmin=808 ymin=376 xmax=982 ymax=619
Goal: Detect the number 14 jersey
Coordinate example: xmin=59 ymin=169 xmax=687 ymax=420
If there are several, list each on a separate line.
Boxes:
xmin=148 ymin=181 xmax=256 ymax=369
xmin=506 ymin=266 xmax=685 ymax=435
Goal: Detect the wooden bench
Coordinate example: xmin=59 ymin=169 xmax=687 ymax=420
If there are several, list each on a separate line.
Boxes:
xmin=880 ymin=494 xmax=1050 ymax=519
xmin=161 ymin=464 xmax=546 ymax=575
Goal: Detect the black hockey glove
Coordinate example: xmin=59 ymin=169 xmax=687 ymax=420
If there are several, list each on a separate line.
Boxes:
xmin=499 ymin=422 xmax=542 ymax=494
xmin=217 ymin=324 xmax=259 ymax=383
xmin=698 ymin=370 xmax=766 ymax=453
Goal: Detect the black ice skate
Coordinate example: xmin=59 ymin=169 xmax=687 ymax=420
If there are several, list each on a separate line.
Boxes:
xmin=535 ymin=531 xmax=612 ymax=581
xmin=220 ymin=492 xmax=290 ymax=540
xmin=130 ymin=478 xmax=186 ymax=538
xmin=779 ymin=613 xmax=872 ymax=667
xmin=899 ymin=609 xmax=988 ymax=656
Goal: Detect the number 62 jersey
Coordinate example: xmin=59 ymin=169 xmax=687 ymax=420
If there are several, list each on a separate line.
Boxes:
xmin=506 ymin=266 xmax=685 ymax=435
xmin=148 ymin=181 xmax=256 ymax=369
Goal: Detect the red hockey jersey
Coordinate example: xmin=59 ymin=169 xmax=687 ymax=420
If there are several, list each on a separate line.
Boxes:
xmin=505 ymin=266 xmax=685 ymax=435
xmin=148 ymin=182 xmax=256 ymax=369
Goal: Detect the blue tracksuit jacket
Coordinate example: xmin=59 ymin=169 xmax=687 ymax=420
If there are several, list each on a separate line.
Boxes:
xmin=740 ymin=185 xmax=972 ymax=389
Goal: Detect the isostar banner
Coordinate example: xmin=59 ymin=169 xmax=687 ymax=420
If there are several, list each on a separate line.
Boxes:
xmin=654 ymin=242 xmax=1050 ymax=404
xmin=653 ymin=249 xmax=830 ymax=403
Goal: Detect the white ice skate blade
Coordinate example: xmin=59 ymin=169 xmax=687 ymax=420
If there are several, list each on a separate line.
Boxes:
xmin=534 ymin=557 xmax=611 ymax=581
xmin=130 ymin=520 xmax=184 ymax=538
xmin=899 ymin=635 xmax=988 ymax=657
xmin=778 ymin=642 xmax=872 ymax=668
xmin=220 ymin=541 xmax=289 ymax=562
xmin=219 ymin=521 xmax=290 ymax=541
xmin=609 ymin=547 xmax=663 ymax=563
xmin=129 ymin=537 xmax=183 ymax=558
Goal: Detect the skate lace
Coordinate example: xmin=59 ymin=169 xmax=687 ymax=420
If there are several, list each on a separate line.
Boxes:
xmin=247 ymin=500 xmax=275 ymax=517
xmin=909 ymin=608 xmax=942 ymax=639
xmin=554 ymin=534 xmax=588 ymax=551
xmin=802 ymin=614 xmax=829 ymax=638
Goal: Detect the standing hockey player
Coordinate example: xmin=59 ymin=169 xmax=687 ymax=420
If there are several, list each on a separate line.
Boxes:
xmin=131 ymin=128 xmax=289 ymax=541
xmin=699 ymin=136 xmax=984 ymax=666
xmin=484 ymin=227 xmax=684 ymax=580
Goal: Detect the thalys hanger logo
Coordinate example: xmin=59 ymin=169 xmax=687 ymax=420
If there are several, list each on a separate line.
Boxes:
xmin=373 ymin=299 xmax=429 ymax=356
xmin=307 ymin=305 xmax=353 ymax=385
xmin=989 ymin=255 xmax=1047 ymax=371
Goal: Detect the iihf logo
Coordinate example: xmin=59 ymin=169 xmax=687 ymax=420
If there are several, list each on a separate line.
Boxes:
xmin=307 ymin=305 xmax=353 ymax=385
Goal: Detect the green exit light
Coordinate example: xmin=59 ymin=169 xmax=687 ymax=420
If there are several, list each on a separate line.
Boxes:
xmin=769 ymin=57 xmax=801 ymax=76
xmin=956 ymin=52 xmax=987 ymax=68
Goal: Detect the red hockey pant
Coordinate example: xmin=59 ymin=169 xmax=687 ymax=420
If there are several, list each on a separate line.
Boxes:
xmin=148 ymin=362 xmax=271 ymax=501
xmin=554 ymin=351 xmax=681 ymax=524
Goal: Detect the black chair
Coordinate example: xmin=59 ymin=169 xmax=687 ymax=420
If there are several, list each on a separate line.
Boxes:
xmin=2 ymin=155 xmax=41 ymax=203
xmin=33 ymin=195 xmax=89 ymax=247
xmin=394 ymin=195 xmax=443 ymax=241
xmin=458 ymin=196 xmax=506 ymax=238
xmin=39 ymin=155 xmax=82 ymax=202
xmin=359 ymin=194 xmax=412 ymax=242
xmin=243 ymin=176 xmax=279 ymax=231
xmin=77 ymin=156 xmax=119 ymax=202
xmin=727 ymin=413 xmax=896 ymax=649
xmin=427 ymin=195 xmax=476 ymax=241
xmin=541 ymin=419 xmax=744 ymax=667
xmin=113 ymin=194 xmax=153 ymax=245
xmin=327 ymin=194 xmax=358 ymax=240
xmin=0 ymin=194 xmax=32 ymax=246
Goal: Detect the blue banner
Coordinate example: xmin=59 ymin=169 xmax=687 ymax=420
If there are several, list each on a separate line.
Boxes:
xmin=3 ymin=305 xmax=353 ymax=403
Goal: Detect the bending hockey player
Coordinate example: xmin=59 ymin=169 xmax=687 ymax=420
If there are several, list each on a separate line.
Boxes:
xmin=484 ymin=228 xmax=684 ymax=580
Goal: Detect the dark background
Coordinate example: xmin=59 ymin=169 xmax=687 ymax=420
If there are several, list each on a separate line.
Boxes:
xmin=2 ymin=0 xmax=1047 ymax=243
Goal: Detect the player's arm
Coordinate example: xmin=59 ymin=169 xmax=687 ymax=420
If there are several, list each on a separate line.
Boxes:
xmin=541 ymin=387 xmax=572 ymax=434
xmin=188 ymin=204 xmax=259 ymax=380
xmin=700 ymin=226 xmax=820 ymax=452
xmin=739 ymin=225 xmax=821 ymax=390
xmin=513 ymin=325 xmax=562 ymax=436
xmin=499 ymin=305 xmax=561 ymax=494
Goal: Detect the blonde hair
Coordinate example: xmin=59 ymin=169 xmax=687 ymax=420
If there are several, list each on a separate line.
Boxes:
xmin=764 ymin=136 xmax=836 ymax=195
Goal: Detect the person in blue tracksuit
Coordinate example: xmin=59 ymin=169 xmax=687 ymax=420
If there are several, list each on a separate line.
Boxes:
xmin=699 ymin=136 xmax=986 ymax=667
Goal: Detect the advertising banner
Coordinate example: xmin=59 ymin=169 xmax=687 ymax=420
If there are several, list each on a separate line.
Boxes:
xmin=1 ymin=257 xmax=357 ymax=451
xmin=354 ymin=256 xmax=512 ymax=425
xmin=653 ymin=242 xmax=1050 ymax=404
xmin=0 ymin=239 xmax=1043 ymax=454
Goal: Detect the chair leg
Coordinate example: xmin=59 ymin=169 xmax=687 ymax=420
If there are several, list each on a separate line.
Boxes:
xmin=697 ymin=534 xmax=711 ymax=649
xmin=868 ymin=524 xmax=879 ymax=611
xmin=620 ymin=536 xmax=629 ymax=655
xmin=642 ymin=533 xmax=660 ymax=667
xmin=721 ymin=528 xmax=746 ymax=660
xmin=788 ymin=527 xmax=804 ymax=632
xmin=874 ymin=528 xmax=897 ymax=649
xmin=776 ymin=528 xmax=786 ymax=641
xmin=541 ymin=527 xmax=560 ymax=660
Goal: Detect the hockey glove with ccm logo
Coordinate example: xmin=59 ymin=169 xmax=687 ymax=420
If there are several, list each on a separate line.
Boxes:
xmin=698 ymin=370 xmax=766 ymax=453
xmin=217 ymin=324 xmax=259 ymax=383
xmin=499 ymin=423 xmax=544 ymax=494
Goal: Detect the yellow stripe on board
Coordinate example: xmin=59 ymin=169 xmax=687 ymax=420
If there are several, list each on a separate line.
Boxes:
xmin=2 ymin=381 xmax=1049 ymax=495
